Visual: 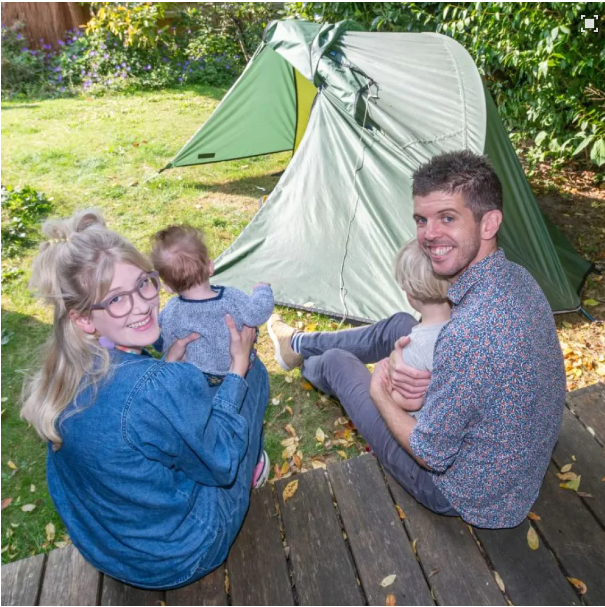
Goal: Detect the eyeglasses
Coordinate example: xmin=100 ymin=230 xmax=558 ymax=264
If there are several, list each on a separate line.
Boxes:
xmin=91 ymin=272 xmax=161 ymax=318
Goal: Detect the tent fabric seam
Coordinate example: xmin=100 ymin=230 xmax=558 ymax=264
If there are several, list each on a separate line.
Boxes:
xmin=441 ymin=37 xmax=468 ymax=149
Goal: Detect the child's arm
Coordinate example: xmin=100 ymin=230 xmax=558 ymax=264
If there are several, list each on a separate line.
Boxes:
xmin=239 ymin=283 xmax=275 ymax=326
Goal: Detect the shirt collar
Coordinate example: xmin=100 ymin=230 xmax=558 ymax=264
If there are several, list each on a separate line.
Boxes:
xmin=447 ymin=248 xmax=506 ymax=305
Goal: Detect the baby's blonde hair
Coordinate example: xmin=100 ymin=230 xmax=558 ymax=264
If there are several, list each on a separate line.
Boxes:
xmin=394 ymin=238 xmax=449 ymax=302
xmin=21 ymin=210 xmax=152 ymax=449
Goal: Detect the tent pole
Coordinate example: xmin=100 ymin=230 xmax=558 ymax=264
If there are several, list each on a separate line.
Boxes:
xmin=579 ymin=307 xmax=596 ymax=322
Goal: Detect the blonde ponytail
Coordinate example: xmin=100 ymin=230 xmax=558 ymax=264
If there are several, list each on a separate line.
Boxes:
xmin=21 ymin=210 xmax=152 ymax=449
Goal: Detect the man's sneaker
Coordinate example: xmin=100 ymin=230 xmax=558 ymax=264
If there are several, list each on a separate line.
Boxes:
xmin=252 ymin=450 xmax=270 ymax=489
xmin=267 ymin=314 xmax=303 ymax=371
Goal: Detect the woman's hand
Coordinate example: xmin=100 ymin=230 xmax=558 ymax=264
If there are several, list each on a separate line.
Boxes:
xmin=388 ymin=336 xmax=431 ymax=399
xmin=226 ymin=314 xmax=256 ymax=377
xmin=165 ymin=333 xmax=200 ymax=362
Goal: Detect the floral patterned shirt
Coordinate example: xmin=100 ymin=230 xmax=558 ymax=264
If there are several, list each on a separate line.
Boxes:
xmin=409 ymin=249 xmax=566 ymax=528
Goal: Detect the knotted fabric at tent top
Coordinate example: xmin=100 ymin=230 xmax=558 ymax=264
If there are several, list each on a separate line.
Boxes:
xmin=163 ymin=20 xmax=592 ymax=322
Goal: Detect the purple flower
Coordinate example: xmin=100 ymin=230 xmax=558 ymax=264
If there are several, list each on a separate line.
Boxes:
xmin=57 ymin=39 xmax=64 ymax=46
xmin=57 ymin=74 xmax=62 ymax=82
xmin=234 ymin=54 xmax=239 ymax=59
xmin=121 ymin=62 xmax=126 ymax=67
xmin=16 ymin=33 xmax=23 ymax=40
xmin=54 ymin=66 xmax=61 ymax=72
xmin=145 ymin=64 xmax=151 ymax=70
xmin=90 ymin=50 xmax=97 ymax=56
xmin=104 ymin=53 xmax=110 ymax=59
xmin=161 ymin=57 xmax=168 ymax=62
xmin=60 ymin=86 xmax=66 ymax=92
xmin=21 ymin=47 xmax=28 ymax=52
xmin=226 ymin=64 xmax=231 ymax=69
xmin=178 ymin=77 xmax=183 ymax=82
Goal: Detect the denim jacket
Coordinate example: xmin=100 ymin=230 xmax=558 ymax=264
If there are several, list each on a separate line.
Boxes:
xmin=47 ymin=350 xmax=252 ymax=588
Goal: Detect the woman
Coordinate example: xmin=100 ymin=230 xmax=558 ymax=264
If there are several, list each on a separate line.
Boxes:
xmin=21 ymin=210 xmax=270 ymax=589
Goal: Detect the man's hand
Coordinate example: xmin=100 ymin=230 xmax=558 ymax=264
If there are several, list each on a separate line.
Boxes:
xmin=165 ymin=333 xmax=200 ymax=362
xmin=389 ymin=336 xmax=431 ymax=399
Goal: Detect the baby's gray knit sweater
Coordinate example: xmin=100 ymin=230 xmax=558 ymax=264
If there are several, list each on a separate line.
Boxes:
xmin=159 ymin=284 xmax=274 ymax=375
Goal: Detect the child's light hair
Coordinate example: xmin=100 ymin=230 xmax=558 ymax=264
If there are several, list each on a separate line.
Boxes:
xmin=21 ymin=210 xmax=152 ymax=449
xmin=150 ymin=225 xmax=211 ymax=292
xmin=394 ymin=238 xmax=449 ymax=302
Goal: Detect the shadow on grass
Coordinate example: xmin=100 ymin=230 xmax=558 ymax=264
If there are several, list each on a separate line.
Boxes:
xmin=1 ymin=104 xmax=40 ymax=110
xmin=190 ymin=171 xmax=287 ymax=198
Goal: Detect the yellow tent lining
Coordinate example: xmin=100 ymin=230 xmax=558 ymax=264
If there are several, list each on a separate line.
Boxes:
xmin=294 ymin=69 xmax=317 ymax=152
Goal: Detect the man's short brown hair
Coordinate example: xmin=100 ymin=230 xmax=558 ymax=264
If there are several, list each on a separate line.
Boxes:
xmin=150 ymin=225 xmax=211 ymax=292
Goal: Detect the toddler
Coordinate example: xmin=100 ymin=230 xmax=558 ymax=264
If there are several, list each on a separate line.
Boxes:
xmin=151 ymin=225 xmax=274 ymax=385
xmin=389 ymin=238 xmax=451 ymax=414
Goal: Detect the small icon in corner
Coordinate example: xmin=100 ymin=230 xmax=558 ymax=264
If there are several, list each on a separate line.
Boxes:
xmin=580 ymin=14 xmax=599 ymax=33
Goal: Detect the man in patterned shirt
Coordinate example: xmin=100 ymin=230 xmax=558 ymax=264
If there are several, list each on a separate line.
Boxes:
xmin=269 ymin=151 xmax=566 ymax=528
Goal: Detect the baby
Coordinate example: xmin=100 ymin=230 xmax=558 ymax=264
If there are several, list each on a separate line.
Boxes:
xmin=389 ymin=237 xmax=451 ymax=414
xmin=150 ymin=225 xmax=274 ymax=384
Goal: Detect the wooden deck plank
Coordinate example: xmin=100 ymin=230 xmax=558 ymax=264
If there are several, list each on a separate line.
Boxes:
xmin=566 ymin=382 xmax=605 ymax=445
xmin=552 ymin=406 xmax=605 ymax=526
xmin=532 ymin=464 xmax=605 ymax=605
xmin=1 ymin=553 xmax=45 ymax=607
xmin=165 ymin=566 xmax=227 ymax=606
xmin=328 ymin=455 xmax=433 ymax=606
xmin=386 ymin=475 xmax=506 ymax=606
xmin=38 ymin=545 xmax=100 ymax=606
xmin=100 ymin=576 xmax=164 ymax=605
xmin=276 ymin=469 xmax=364 ymax=606
xmin=227 ymin=484 xmax=294 ymax=606
xmin=475 ymin=523 xmax=580 ymax=606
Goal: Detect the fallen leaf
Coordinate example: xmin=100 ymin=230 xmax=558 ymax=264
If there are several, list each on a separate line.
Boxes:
xmin=283 ymin=479 xmax=299 ymax=503
xmin=305 ymin=323 xmax=317 ymax=332
xmin=556 ymin=471 xmax=578 ymax=481
xmin=274 ymin=463 xmax=283 ymax=480
xmin=527 ymin=511 xmax=541 ymax=521
xmin=292 ymin=454 xmax=302 ymax=468
xmin=225 ymin=570 xmax=230 ymax=594
xmin=311 ymin=459 xmax=326 ymax=470
xmin=7 ymin=461 xmax=17 ymax=470
xmin=1 ymin=498 xmax=13 ymax=511
xmin=576 ymin=491 xmax=593 ymax=498
xmin=560 ymin=475 xmax=581 ymax=492
xmin=567 ymin=577 xmax=587 ymax=595
xmin=494 ymin=571 xmax=505 ymax=593
xmin=301 ymin=381 xmax=314 ymax=391
xmin=583 ymin=298 xmax=599 ymax=306
xmin=285 ymin=405 xmax=293 ymax=416
xmin=21 ymin=504 xmax=36 ymax=512
xmin=281 ymin=437 xmax=298 ymax=447
xmin=302 ymin=301 xmax=314 ymax=308
xmin=337 ymin=450 xmax=348 ymax=459
xmin=527 ymin=526 xmax=539 ymax=550
xmin=386 ymin=594 xmax=397 ymax=606
xmin=46 ymin=522 xmax=55 ymax=542
xmin=30 ymin=485 xmax=35 ymax=493
xmin=284 ymin=424 xmax=297 ymax=438
xmin=54 ymin=541 xmax=68 ymax=548
xmin=380 ymin=574 xmax=397 ymax=587
xmin=284 ymin=376 xmax=293 ymax=383
xmin=395 ymin=505 xmax=406 ymax=520
xmin=411 ymin=539 xmax=418 ymax=555
xmin=315 ymin=428 xmax=325 ymax=443
xmin=282 ymin=444 xmax=297 ymax=459
xmin=428 ymin=568 xmax=439 ymax=578
xmin=560 ymin=463 xmax=573 ymax=473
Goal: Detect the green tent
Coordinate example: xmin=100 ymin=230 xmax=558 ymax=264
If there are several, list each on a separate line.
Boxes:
xmin=164 ymin=20 xmax=592 ymax=322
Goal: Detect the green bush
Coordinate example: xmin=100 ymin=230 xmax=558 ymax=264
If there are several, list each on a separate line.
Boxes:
xmin=287 ymin=2 xmax=605 ymax=168
xmin=1 ymin=185 xmax=54 ymax=260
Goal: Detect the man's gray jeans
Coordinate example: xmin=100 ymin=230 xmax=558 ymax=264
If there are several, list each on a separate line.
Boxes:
xmin=301 ymin=312 xmax=458 ymax=517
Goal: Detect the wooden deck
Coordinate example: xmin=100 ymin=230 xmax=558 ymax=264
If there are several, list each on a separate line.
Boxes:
xmin=3 ymin=382 xmax=604 ymax=606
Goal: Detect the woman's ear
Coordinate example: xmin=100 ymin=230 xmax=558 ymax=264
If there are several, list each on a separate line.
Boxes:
xmin=208 ymin=260 xmax=215 ymax=277
xmin=69 ymin=310 xmax=97 ymax=335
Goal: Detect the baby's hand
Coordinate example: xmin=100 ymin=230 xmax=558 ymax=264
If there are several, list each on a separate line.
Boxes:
xmin=253 ymin=282 xmax=271 ymax=288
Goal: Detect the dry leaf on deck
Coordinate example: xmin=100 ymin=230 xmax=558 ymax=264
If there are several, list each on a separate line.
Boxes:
xmin=283 ymin=480 xmax=299 ymax=503
xmin=560 ymin=463 xmax=573 ymax=473
xmin=567 ymin=577 xmax=587 ymax=595
xmin=315 ymin=428 xmax=325 ymax=443
xmin=395 ymin=505 xmax=406 ymax=520
xmin=380 ymin=574 xmax=397 ymax=587
xmin=385 ymin=594 xmax=397 ymax=606
xmin=338 ymin=450 xmax=348 ymax=459
xmin=282 ymin=444 xmax=297 ymax=459
xmin=556 ymin=471 xmax=578 ymax=481
xmin=292 ymin=454 xmax=302 ymax=468
xmin=560 ymin=475 xmax=581 ymax=492
xmin=311 ymin=459 xmax=326 ymax=470
xmin=274 ymin=463 xmax=283 ymax=480
xmin=21 ymin=504 xmax=36 ymax=512
xmin=527 ymin=511 xmax=541 ymax=521
xmin=493 ymin=571 xmax=505 ymax=593
xmin=411 ymin=539 xmax=418 ymax=555
xmin=527 ymin=526 xmax=539 ymax=550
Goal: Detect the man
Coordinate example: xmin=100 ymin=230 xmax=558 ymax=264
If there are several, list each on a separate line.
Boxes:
xmin=268 ymin=150 xmax=566 ymax=528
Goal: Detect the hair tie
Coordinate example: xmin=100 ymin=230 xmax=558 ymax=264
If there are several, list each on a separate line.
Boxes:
xmin=49 ymin=236 xmax=70 ymax=245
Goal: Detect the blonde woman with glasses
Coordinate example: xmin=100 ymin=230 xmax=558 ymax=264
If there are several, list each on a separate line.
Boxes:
xmin=22 ymin=210 xmax=270 ymax=590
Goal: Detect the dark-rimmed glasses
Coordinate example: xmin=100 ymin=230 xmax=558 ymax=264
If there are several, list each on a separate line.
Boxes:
xmin=91 ymin=272 xmax=161 ymax=318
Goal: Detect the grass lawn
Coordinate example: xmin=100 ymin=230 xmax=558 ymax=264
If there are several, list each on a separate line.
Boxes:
xmin=1 ymin=86 xmax=367 ymax=562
